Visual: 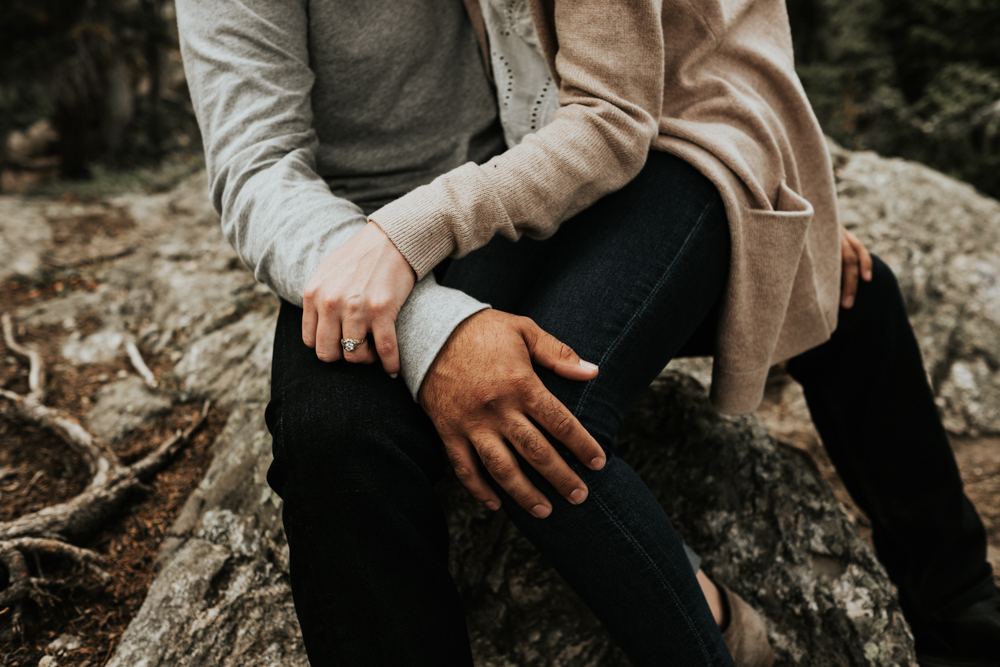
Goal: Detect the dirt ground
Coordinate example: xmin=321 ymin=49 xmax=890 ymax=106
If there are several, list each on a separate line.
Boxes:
xmin=0 ymin=277 xmax=225 ymax=667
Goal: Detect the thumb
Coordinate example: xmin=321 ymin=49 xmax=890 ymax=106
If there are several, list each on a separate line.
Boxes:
xmin=522 ymin=319 xmax=599 ymax=381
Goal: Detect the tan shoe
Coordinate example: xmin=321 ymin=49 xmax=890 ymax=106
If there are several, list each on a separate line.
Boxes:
xmin=718 ymin=583 xmax=775 ymax=667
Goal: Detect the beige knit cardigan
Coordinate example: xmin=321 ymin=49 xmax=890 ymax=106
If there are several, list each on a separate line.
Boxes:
xmin=371 ymin=0 xmax=841 ymax=414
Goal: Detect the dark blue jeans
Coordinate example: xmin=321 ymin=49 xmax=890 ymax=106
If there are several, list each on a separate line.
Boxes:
xmin=265 ymin=152 xmax=990 ymax=665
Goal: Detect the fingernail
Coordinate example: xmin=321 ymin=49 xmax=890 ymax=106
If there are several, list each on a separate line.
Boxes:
xmin=570 ymin=488 xmax=588 ymax=504
xmin=389 ymin=372 xmax=398 ymax=379
xmin=531 ymin=504 xmax=551 ymax=519
xmin=864 ymin=271 xmax=872 ymax=281
xmin=579 ymin=360 xmax=598 ymax=372
xmin=590 ymin=455 xmax=606 ymax=470
xmin=486 ymin=500 xmax=500 ymax=511
xmin=842 ymin=295 xmax=854 ymax=309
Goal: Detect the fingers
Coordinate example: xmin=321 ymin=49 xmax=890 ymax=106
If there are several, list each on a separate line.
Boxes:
xmin=521 ymin=320 xmax=599 ymax=381
xmin=341 ymin=326 xmax=376 ymax=364
xmin=503 ymin=416 xmax=590 ymax=505
xmin=313 ymin=308 xmax=343 ymax=362
xmin=847 ymin=229 xmax=873 ymax=282
xmin=371 ymin=315 xmax=400 ymax=377
xmin=526 ymin=382 xmax=606 ymax=471
xmin=443 ymin=436 xmax=502 ymax=511
xmin=840 ymin=231 xmax=860 ymax=309
xmin=472 ymin=432 xmax=552 ymax=518
xmin=302 ymin=301 xmax=319 ymax=349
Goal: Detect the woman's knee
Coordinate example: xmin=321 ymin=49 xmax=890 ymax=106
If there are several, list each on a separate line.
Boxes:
xmin=845 ymin=253 xmax=909 ymax=331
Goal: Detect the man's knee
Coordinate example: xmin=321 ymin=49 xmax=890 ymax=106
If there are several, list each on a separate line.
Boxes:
xmin=267 ymin=352 xmax=447 ymax=502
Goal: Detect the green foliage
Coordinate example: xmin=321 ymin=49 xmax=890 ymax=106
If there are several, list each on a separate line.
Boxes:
xmin=788 ymin=0 xmax=1000 ymax=198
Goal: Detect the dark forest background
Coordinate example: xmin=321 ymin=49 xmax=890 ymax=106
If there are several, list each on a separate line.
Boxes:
xmin=0 ymin=0 xmax=998 ymax=197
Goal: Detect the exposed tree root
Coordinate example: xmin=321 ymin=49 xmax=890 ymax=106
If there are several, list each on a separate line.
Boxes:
xmin=125 ymin=335 xmax=158 ymax=389
xmin=0 ymin=314 xmax=209 ymax=633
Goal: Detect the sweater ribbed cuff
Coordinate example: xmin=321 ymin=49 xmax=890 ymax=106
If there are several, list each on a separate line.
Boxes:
xmin=396 ymin=275 xmax=490 ymax=401
xmin=370 ymin=186 xmax=456 ymax=280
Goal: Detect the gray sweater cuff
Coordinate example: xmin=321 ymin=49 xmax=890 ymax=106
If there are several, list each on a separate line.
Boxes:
xmin=396 ymin=274 xmax=490 ymax=400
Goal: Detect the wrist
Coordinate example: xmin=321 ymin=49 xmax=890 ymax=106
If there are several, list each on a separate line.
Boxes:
xmin=368 ymin=219 xmax=417 ymax=282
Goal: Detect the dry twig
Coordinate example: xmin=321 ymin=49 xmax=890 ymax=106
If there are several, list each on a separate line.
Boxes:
xmin=2 ymin=313 xmax=45 ymax=402
xmin=125 ymin=336 xmax=158 ymax=389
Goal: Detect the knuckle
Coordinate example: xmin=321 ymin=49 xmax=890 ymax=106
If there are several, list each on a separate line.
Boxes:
xmin=521 ymin=435 xmax=550 ymax=466
xmin=492 ymin=461 xmax=517 ymax=482
xmin=508 ymin=373 xmax=535 ymax=395
xmin=508 ymin=420 xmax=549 ymax=464
xmin=528 ymin=391 xmax=558 ymax=417
xmin=453 ymin=464 xmax=476 ymax=482
xmin=319 ymin=295 xmax=342 ymax=315
xmin=472 ymin=388 xmax=503 ymax=413
xmin=548 ymin=413 xmax=575 ymax=440
xmin=481 ymin=449 xmax=515 ymax=481
xmin=343 ymin=294 xmax=365 ymax=315
xmin=512 ymin=487 xmax=538 ymax=507
xmin=369 ymin=296 xmax=392 ymax=314
xmin=377 ymin=338 xmax=396 ymax=356
xmin=559 ymin=474 xmax=581 ymax=495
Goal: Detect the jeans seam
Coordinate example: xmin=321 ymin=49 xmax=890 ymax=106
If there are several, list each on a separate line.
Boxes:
xmin=573 ymin=195 xmax=720 ymax=419
xmin=562 ymin=196 xmax=720 ymax=664
xmin=587 ymin=482 xmax=713 ymax=665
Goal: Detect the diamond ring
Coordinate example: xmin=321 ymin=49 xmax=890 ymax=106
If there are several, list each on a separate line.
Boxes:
xmin=341 ymin=337 xmax=366 ymax=352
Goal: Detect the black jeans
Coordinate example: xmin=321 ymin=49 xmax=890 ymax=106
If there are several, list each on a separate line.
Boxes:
xmin=265 ymin=152 xmax=990 ymax=665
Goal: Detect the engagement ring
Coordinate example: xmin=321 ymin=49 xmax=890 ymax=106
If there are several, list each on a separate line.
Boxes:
xmin=341 ymin=337 xmax=366 ymax=352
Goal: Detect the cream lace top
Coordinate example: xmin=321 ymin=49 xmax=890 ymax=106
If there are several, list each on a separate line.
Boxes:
xmin=478 ymin=0 xmax=559 ymax=148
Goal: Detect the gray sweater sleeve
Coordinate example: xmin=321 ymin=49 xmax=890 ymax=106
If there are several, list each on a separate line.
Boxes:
xmin=176 ymin=0 xmax=487 ymax=399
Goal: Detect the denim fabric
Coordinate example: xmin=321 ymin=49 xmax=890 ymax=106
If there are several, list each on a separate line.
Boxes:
xmin=267 ymin=152 xmax=735 ymax=665
xmin=441 ymin=151 xmax=736 ymax=665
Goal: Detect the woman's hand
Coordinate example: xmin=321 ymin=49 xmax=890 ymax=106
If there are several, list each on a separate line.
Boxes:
xmin=302 ymin=221 xmax=416 ymax=376
xmin=419 ymin=309 xmax=605 ymax=518
xmin=840 ymin=226 xmax=873 ymax=309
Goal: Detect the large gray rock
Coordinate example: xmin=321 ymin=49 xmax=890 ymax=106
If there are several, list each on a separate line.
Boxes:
xmin=172 ymin=308 xmax=276 ymax=410
xmin=107 ymin=406 xmax=305 ymax=667
xmin=445 ymin=374 xmax=915 ymax=666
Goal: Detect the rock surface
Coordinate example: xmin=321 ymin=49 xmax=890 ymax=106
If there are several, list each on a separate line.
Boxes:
xmin=86 ymin=376 xmax=173 ymax=443
xmin=3 ymin=141 xmax=996 ymax=665
xmin=448 ymin=374 xmax=915 ymax=666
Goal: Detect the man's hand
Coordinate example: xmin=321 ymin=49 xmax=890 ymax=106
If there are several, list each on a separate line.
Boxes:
xmin=302 ymin=221 xmax=416 ymax=376
xmin=419 ymin=309 xmax=605 ymax=518
xmin=840 ymin=226 xmax=873 ymax=309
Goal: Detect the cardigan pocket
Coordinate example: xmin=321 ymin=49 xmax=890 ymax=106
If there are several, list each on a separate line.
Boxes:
xmin=732 ymin=180 xmax=815 ymax=363
xmin=744 ymin=180 xmax=813 ymax=283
